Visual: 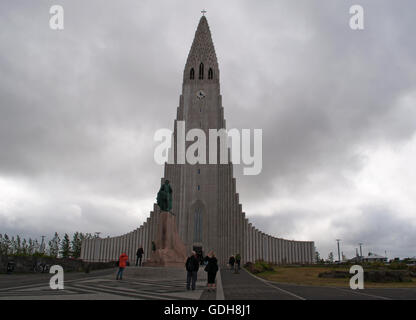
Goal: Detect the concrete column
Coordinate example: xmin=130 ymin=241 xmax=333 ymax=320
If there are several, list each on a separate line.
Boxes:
xmin=260 ymin=233 xmax=264 ymax=260
xmin=250 ymin=228 xmax=253 ymax=262
xmin=266 ymin=234 xmax=272 ymax=262
xmin=138 ymin=227 xmax=142 ymax=252
xmin=103 ymin=238 xmax=108 ymax=262
xmin=257 ymin=230 xmax=261 ymax=260
xmin=87 ymin=239 xmax=92 ymax=262
xmin=284 ymin=240 xmax=288 ymax=264
xmin=290 ymin=241 xmax=295 ymax=264
xmin=114 ymin=236 xmax=119 ymax=259
xmin=141 ymin=226 xmax=145 ymax=256
xmin=274 ymin=238 xmax=278 ymax=264
xmin=293 ymin=241 xmax=297 ymax=264
xmin=125 ymin=233 xmax=130 ymax=259
xmin=95 ymin=238 xmax=101 ymax=262
xmin=276 ymin=238 xmax=280 ymax=264
xmin=107 ymin=238 xmax=112 ymax=262
xmin=126 ymin=232 xmax=132 ymax=260
xmin=128 ymin=231 xmax=134 ymax=261
xmin=148 ymin=215 xmax=153 ymax=259
xmin=291 ymin=241 xmax=295 ymax=264
xmin=132 ymin=229 xmax=137 ymax=259
xmin=296 ymin=242 xmax=300 ymax=264
xmin=107 ymin=237 xmax=112 ymax=261
xmin=265 ymin=235 xmax=269 ymax=262
xmin=253 ymin=227 xmax=256 ymax=262
xmin=254 ymin=229 xmax=260 ymax=260
xmin=150 ymin=212 xmax=156 ymax=254
xmin=247 ymin=222 xmax=251 ymax=263
xmin=272 ymin=237 xmax=276 ymax=264
xmin=112 ymin=237 xmax=117 ymax=261
xmin=252 ymin=230 xmax=256 ymax=261
xmin=80 ymin=239 xmax=86 ymax=260
xmin=132 ymin=230 xmax=137 ymax=259
xmin=302 ymin=242 xmax=306 ymax=264
xmin=84 ymin=239 xmax=90 ymax=261
xmin=82 ymin=239 xmax=88 ymax=261
xmin=144 ymin=222 xmax=149 ymax=261
xmin=112 ymin=237 xmax=116 ymax=260
xmin=310 ymin=242 xmax=315 ymax=263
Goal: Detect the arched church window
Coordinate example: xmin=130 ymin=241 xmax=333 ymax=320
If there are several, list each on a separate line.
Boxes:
xmin=190 ymin=68 xmax=195 ymax=80
xmin=199 ymin=63 xmax=204 ymax=80
xmin=194 ymin=207 xmax=203 ymax=242
xmin=208 ymin=68 xmax=213 ymax=80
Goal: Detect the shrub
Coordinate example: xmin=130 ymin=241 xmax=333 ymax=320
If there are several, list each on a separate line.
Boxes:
xmin=245 ymin=260 xmax=274 ymax=274
xmin=388 ymin=262 xmax=408 ymax=270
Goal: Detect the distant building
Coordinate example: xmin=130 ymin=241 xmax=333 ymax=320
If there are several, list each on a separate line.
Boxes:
xmin=361 ymin=253 xmax=388 ymax=263
xmin=349 ymin=252 xmax=388 ymax=263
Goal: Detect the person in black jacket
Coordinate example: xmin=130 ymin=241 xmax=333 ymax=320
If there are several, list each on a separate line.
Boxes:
xmin=229 ymin=255 xmax=235 ymax=270
xmin=136 ymin=246 xmax=144 ymax=266
xmin=185 ymin=251 xmax=200 ymax=290
xmin=204 ymin=251 xmax=219 ymax=291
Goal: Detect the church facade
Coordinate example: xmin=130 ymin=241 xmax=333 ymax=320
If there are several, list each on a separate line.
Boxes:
xmin=80 ymin=16 xmax=315 ymax=265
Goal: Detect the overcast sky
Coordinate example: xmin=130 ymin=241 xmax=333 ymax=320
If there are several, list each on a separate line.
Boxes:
xmin=1 ymin=0 xmax=415 ymax=260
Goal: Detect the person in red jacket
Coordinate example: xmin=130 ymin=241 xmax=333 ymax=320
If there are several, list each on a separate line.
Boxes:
xmin=116 ymin=253 xmax=129 ymax=280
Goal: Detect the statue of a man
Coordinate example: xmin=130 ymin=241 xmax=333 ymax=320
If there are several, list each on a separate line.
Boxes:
xmin=156 ymin=179 xmax=173 ymax=212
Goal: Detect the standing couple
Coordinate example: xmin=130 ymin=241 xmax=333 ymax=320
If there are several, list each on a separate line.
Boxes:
xmin=185 ymin=250 xmax=218 ymax=291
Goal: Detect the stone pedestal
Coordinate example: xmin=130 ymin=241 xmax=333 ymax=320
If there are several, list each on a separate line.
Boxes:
xmin=144 ymin=211 xmax=187 ymax=267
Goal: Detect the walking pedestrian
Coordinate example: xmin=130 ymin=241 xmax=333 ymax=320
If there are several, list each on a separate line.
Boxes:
xmin=116 ymin=252 xmax=129 ymax=280
xmin=136 ymin=246 xmax=144 ymax=266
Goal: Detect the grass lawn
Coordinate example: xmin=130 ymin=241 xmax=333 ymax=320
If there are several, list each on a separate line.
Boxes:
xmin=254 ymin=266 xmax=416 ymax=288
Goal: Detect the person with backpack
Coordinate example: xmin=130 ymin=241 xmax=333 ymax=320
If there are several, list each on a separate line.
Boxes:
xmin=136 ymin=246 xmax=144 ymax=266
xmin=116 ymin=252 xmax=129 ymax=280
xmin=204 ymin=251 xmax=219 ymax=291
xmin=185 ymin=251 xmax=200 ymax=290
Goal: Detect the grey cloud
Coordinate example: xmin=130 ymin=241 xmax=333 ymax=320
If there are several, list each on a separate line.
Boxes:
xmin=0 ymin=0 xmax=415 ymax=258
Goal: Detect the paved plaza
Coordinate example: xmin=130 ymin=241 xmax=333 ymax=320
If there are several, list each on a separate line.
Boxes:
xmin=1 ymin=267 xmax=415 ymax=300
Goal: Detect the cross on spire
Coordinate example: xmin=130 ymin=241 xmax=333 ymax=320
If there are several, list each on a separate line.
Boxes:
xmin=201 ymin=9 xmax=207 ymax=16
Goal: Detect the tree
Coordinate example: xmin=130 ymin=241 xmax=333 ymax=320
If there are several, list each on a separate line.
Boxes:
xmin=15 ymin=235 xmax=22 ymax=255
xmin=2 ymin=234 xmax=11 ymax=255
xmin=327 ymin=252 xmax=334 ymax=263
xmin=21 ymin=238 xmax=28 ymax=255
xmin=48 ymin=232 xmax=60 ymax=258
xmin=71 ymin=232 xmax=85 ymax=259
xmin=0 ymin=234 xmax=4 ymax=255
xmin=61 ymin=233 xmax=71 ymax=258
xmin=33 ymin=239 xmax=41 ymax=254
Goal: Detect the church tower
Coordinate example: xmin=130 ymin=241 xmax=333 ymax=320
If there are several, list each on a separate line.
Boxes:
xmin=80 ymin=16 xmax=315 ymax=266
xmin=163 ymin=16 xmax=228 ymax=258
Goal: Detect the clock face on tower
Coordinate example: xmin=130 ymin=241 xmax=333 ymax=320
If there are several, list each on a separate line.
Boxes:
xmin=196 ymin=90 xmax=206 ymax=99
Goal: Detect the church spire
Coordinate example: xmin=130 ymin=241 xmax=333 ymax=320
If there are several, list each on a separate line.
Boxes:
xmin=184 ymin=16 xmax=219 ymax=82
